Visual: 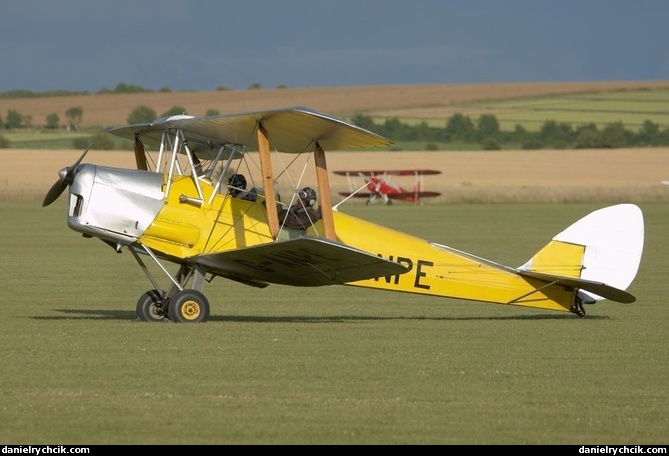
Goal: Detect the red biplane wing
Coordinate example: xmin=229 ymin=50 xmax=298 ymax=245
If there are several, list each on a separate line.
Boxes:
xmin=333 ymin=169 xmax=441 ymax=177
xmin=338 ymin=191 xmax=441 ymax=198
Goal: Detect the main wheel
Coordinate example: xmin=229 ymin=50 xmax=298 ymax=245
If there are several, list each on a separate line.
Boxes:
xmin=136 ymin=289 xmax=166 ymax=322
xmin=168 ymin=289 xmax=210 ymax=323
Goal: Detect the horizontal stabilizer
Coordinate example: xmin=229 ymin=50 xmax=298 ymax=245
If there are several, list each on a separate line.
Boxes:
xmin=192 ymin=237 xmax=409 ymax=287
xmin=517 ymin=270 xmax=636 ymax=303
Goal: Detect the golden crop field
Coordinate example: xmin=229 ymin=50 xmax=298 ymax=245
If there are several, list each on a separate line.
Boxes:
xmin=2 ymin=80 xmax=669 ymax=203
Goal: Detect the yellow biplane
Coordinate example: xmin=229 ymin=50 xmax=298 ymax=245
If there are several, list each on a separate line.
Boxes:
xmin=43 ymin=107 xmax=644 ymax=322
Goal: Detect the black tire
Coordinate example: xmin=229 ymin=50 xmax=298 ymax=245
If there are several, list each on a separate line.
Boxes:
xmin=136 ymin=289 xmax=166 ymax=322
xmin=168 ymin=289 xmax=210 ymax=323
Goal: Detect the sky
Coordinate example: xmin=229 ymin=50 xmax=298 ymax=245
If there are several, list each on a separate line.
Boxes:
xmin=2 ymin=0 xmax=668 ymax=93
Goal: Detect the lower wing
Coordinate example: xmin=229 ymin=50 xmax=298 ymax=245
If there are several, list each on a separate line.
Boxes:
xmin=191 ymin=237 xmax=409 ymax=287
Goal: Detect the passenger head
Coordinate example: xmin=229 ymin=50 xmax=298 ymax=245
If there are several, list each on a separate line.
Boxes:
xmin=298 ymin=187 xmax=317 ymax=207
xmin=227 ymin=174 xmax=247 ymax=197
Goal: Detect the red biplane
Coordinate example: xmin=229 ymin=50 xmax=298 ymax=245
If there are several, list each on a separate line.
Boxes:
xmin=334 ymin=169 xmax=441 ymax=205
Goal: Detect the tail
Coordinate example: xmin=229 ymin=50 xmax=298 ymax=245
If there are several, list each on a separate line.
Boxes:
xmin=517 ymin=204 xmax=644 ymax=315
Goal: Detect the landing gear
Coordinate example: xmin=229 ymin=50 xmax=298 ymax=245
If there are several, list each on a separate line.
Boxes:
xmin=570 ymin=295 xmax=586 ymax=317
xmin=136 ymin=289 xmax=167 ymax=322
xmin=135 ymin=288 xmax=211 ymax=322
xmin=129 ymin=244 xmax=212 ymax=323
xmin=168 ymin=289 xmax=210 ymax=323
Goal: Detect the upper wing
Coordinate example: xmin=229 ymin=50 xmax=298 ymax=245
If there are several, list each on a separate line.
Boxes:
xmin=107 ymin=107 xmax=392 ymax=159
xmin=333 ymin=170 xmax=441 ymax=176
xmin=191 ymin=237 xmax=409 ymax=287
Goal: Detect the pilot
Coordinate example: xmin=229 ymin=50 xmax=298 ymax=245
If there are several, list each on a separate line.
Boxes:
xmin=277 ymin=186 xmax=322 ymax=230
xmin=227 ymin=174 xmax=257 ymax=201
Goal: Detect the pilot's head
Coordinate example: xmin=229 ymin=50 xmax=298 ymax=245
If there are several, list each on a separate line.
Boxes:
xmin=227 ymin=174 xmax=247 ymax=197
xmin=298 ymin=187 xmax=317 ymax=207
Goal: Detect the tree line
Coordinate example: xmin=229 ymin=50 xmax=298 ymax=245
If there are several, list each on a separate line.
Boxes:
xmin=2 ymin=104 xmax=669 ymax=151
xmin=350 ymin=113 xmax=669 ymax=150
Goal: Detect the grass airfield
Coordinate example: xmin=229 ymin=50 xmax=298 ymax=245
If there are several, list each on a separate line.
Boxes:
xmin=1 ymin=201 xmax=667 ymax=444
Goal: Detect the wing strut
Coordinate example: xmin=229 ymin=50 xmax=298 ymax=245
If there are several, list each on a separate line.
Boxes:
xmin=314 ymin=141 xmax=336 ymax=240
xmin=134 ymin=135 xmax=148 ymax=171
xmin=257 ymin=123 xmax=280 ymax=240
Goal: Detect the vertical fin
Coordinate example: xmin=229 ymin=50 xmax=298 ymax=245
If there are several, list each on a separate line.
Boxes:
xmin=519 ymin=204 xmax=644 ymax=301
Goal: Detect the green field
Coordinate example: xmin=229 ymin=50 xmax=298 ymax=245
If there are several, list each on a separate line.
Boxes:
xmin=1 ymin=201 xmax=667 ymax=444
xmin=4 ymin=88 xmax=669 ymax=149
xmin=381 ymin=89 xmax=669 ymax=133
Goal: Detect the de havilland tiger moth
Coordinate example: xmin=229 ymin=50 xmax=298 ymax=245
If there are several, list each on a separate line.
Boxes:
xmin=42 ymin=106 xmax=644 ymax=322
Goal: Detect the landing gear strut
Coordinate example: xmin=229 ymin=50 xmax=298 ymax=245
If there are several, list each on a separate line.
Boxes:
xmin=129 ymin=244 xmax=212 ymax=323
xmin=570 ymin=295 xmax=586 ymax=318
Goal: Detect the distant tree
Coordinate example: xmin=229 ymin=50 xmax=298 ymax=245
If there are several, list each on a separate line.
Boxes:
xmin=350 ymin=113 xmax=377 ymax=132
xmin=636 ymin=120 xmax=660 ymax=146
xmin=247 ymin=82 xmax=262 ymax=90
xmin=46 ymin=113 xmax=60 ymax=129
xmin=215 ymin=86 xmax=233 ymax=91
xmin=205 ymin=109 xmax=220 ymax=116
xmin=114 ymin=82 xmax=150 ymax=93
xmin=508 ymin=124 xmax=527 ymax=144
xmin=127 ymin=105 xmax=157 ymax=124
xmin=411 ymin=121 xmax=433 ymax=142
xmin=656 ymin=127 xmax=669 ymax=146
xmin=65 ymin=106 xmax=83 ymax=131
xmin=575 ymin=128 xmax=600 ymax=149
xmin=0 ymin=114 xmax=3 ymax=129
xmin=539 ymin=120 xmax=574 ymax=146
xmin=90 ymin=131 xmax=115 ymax=150
xmin=599 ymin=122 xmax=627 ymax=148
xmin=161 ymin=105 xmax=187 ymax=117
xmin=73 ymin=132 xmax=114 ymax=150
xmin=446 ymin=113 xmax=475 ymax=141
xmin=158 ymin=87 xmax=172 ymax=93
xmin=481 ymin=137 xmax=502 ymax=150
xmin=6 ymin=109 xmax=23 ymax=128
xmin=477 ymin=114 xmax=500 ymax=142
xmin=381 ymin=118 xmax=404 ymax=139
xmin=521 ymin=137 xmax=545 ymax=150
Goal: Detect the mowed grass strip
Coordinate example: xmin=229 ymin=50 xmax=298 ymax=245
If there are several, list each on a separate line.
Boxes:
xmin=1 ymin=202 xmax=667 ymax=444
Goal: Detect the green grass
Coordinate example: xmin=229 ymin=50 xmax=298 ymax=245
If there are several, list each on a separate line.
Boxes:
xmin=465 ymin=90 xmax=669 ymax=132
xmin=1 ymin=201 xmax=668 ymax=444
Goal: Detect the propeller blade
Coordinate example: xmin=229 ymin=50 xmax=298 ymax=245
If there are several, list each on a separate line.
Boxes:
xmin=42 ymin=178 xmax=68 ymax=207
xmin=42 ymin=143 xmax=93 ymax=207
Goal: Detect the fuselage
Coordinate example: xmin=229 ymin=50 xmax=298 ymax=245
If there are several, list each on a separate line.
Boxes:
xmin=64 ymin=164 xmax=576 ymax=313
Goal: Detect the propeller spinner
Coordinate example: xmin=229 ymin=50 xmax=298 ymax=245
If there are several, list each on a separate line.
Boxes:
xmin=42 ymin=144 xmax=92 ymax=207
